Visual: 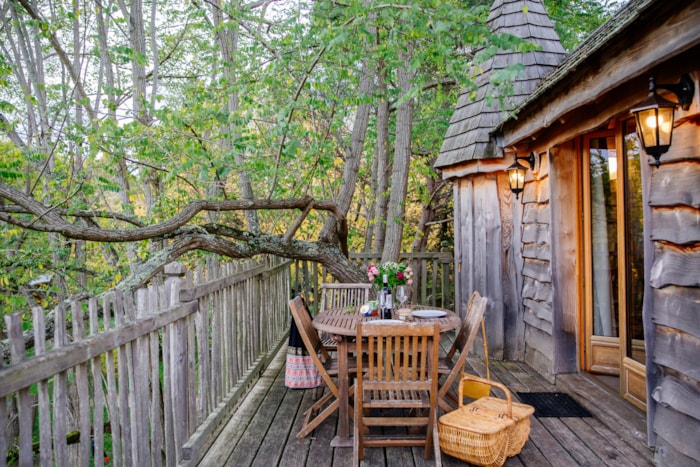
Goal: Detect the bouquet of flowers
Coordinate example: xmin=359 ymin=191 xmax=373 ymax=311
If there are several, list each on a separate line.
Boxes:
xmin=367 ymin=261 xmax=413 ymax=289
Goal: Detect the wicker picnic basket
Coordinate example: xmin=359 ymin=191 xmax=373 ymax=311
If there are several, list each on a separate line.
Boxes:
xmin=438 ymin=375 xmax=533 ymax=466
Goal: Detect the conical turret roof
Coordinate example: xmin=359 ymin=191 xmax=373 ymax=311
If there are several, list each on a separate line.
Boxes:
xmin=436 ymin=0 xmax=566 ymax=168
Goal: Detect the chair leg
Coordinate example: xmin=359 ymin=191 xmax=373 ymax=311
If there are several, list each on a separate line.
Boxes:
xmin=353 ymin=386 xmax=362 ymax=466
xmin=438 ymin=391 xmax=457 ymax=413
xmin=304 ymin=389 xmax=334 ymax=418
xmin=432 ymin=408 xmax=441 ymax=466
xmin=297 ymin=398 xmax=340 ymax=438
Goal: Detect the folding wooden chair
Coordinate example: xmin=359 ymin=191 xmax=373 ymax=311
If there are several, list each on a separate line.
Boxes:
xmin=318 ymin=283 xmax=373 ymax=352
xmin=288 ymin=295 xmax=357 ymax=438
xmin=437 ymin=291 xmax=489 ymax=412
xmin=353 ymin=321 xmax=442 ymax=466
xmin=319 ymin=282 xmax=373 ymax=311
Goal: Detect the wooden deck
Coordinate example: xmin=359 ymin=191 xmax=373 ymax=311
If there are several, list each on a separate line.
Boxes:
xmin=200 ymin=337 xmax=653 ymax=466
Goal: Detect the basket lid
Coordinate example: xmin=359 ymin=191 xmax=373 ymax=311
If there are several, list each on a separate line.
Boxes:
xmin=439 ymin=406 xmax=515 ymax=435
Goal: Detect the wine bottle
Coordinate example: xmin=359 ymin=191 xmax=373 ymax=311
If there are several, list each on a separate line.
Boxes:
xmin=381 ymin=274 xmax=392 ymax=319
xmin=384 ymin=289 xmax=393 ymax=320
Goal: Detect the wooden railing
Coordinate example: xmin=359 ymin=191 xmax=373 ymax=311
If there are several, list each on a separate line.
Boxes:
xmin=292 ymin=252 xmax=454 ymax=313
xmin=0 ymin=256 xmax=290 ymax=467
xmin=0 ymin=251 xmax=452 ymax=466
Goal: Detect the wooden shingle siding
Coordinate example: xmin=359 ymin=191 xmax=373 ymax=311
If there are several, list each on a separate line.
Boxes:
xmin=652 ymin=287 xmax=700 ymax=338
xmin=642 ymin=59 xmax=700 ymax=466
xmin=651 ymin=206 xmax=700 ymax=244
xmin=520 ymin=154 xmax=555 ymax=379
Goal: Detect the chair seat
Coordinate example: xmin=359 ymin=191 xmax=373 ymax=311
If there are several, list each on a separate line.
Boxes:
xmin=320 ymin=333 xmax=338 ymax=352
xmin=361 ymin=388 xmax=432 ymax=409
xmin=323 ymin=355 xmax=362 ymax=376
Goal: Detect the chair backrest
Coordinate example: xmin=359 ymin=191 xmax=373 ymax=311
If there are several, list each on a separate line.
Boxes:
xmin=438 ymin=291 xmax=488 ymax=409
xmin=447 ymin=291 xmax=488 ymax=360
xmin=288 ymin=296 xmax=336 ymax=390
xmin=319 ymin=283 xmax=372 ymax=312
xmin=356 ymin=321 xmax=440 ymax=390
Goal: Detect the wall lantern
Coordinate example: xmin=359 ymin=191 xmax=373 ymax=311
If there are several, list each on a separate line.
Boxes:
xmin=506 ymin=152 xmax=535 ymax=199
xmin=630 ymin=74 xmax=694 ymax=167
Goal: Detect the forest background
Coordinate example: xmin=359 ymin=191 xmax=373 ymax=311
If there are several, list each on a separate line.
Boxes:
xmin=0 ymin=0 xmax=621 ymax=319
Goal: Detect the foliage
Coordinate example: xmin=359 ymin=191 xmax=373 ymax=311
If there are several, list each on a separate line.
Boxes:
xmin=0 ymin=0 xmax=614 ymax=318
xmin=367 ymin=261 xmax=413 ymax=289
xmin=543 ymin=0 xmax=624 ymax=51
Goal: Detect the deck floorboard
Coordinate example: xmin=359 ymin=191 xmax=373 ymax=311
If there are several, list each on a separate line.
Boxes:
xmin=200 ymin=335 xmax=653 ymax=466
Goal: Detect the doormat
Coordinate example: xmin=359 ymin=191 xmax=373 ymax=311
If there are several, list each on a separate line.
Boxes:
xmin=516 ymin=392 xmax=592 ymax=418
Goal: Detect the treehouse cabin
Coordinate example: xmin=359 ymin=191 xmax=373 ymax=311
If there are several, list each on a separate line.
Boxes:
xmin=436 ymin=0 xmax=700 ymax=465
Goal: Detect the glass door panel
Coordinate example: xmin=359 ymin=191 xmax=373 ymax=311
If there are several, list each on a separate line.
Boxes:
xmin=621 ymin=120 xmax=647 ymax=410
xmin=583 ymin=124 xmax=647 ymax=410
xmin=589 ymin=136 xmax=619 ymax=339
xmin=623 ymin=121 xmax=646 ymax=364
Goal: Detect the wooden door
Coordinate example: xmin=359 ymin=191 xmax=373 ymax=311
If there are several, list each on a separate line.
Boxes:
xmin=582 ymin=122 xmax=647 ymax=410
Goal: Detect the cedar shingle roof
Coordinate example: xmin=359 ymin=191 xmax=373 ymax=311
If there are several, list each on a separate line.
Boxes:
xmin=435 ymin=0 xmax=566 ymax=168
xmin=498 ymin=0 xmax=655 ymax=131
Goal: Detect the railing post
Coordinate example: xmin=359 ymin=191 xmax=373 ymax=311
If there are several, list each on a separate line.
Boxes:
xmin=164 ymin=262 xmax=187 ymax=307
xmin=163 ymin=262 xmax=189 ymax=464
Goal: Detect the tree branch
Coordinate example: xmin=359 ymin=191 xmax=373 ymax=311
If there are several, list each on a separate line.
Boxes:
xmin=0 ymin=182 xmax=344 ymax=242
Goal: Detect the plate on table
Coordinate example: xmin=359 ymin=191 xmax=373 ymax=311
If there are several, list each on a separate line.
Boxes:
xmin=411 ymin=309 xmax=447 ymax=319
xmin=370 ymin=319 xmax=405 ymax=324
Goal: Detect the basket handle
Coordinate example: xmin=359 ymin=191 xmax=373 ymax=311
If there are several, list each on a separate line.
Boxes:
xmin=457 ymin=374 xmax=513 ymax=418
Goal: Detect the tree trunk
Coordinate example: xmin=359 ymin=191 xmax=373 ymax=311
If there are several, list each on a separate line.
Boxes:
xmin=210 ymin=1 xmax=261 ymax=233
xmin=373 ymin=61 xmax=390 ymax=254
xmin=382 ymin=45 xmax=415 ymax=263
xmin=319 ymin=59 xmax=373 ymax=255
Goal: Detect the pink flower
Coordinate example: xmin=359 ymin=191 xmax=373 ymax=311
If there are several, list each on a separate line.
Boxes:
xmin=408 ymin=279 xmax=413 ymax=285
xmin=397 ymin=272 xmax=404 ymax=280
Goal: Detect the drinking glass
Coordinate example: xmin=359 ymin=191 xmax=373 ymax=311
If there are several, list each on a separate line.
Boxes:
xmin=396 ymin=285 xmax=410 ymax=307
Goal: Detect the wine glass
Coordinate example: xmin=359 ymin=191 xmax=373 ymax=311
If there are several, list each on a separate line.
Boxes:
xmin=396 ymin=285 xmax=410 ymax=308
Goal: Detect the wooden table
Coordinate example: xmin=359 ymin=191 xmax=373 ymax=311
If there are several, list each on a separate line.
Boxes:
xmin=312 ymin=305 xmax=461 ymax=447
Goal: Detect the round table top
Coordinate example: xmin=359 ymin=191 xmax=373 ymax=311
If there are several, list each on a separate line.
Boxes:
xmin=312 ymin=305 xmax=461 ymax=337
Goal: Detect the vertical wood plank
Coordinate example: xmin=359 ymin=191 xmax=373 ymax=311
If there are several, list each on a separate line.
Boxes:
xmin=131 ymin=291 xmax=149 ymax=465
xmin=211 ymin=292 xmax=222 ymax=406
xmin=187 ymin=312 xmax=196 ymax=435
xmin=196 ymin=294 xmax=211 ymax=419
xmin=113 ymin=291 xmax=134 ymax=467
xmin=147 ymin=286 xmax=164 ymax=467
xmin=32 ymin=306 xmax=53 ymax=465
xmin=0 ymin=393 xmax=6 ymax=467
xmin=102 ymin=294 xmax=122 ymax=466
xmin=71 ymin=301 xmax=91 ymax=467
xmin=88 ymin=299 xmax=105 ymax=467
xmin=162 ymin=311 xmax=175 ymax=467
xmin=6 ymin=314 xmax=32 ymax=466
xmin=166 ymin=272 xmax=187 ymax=463
xmin=53 ymin=305 xmax=68 ymax=467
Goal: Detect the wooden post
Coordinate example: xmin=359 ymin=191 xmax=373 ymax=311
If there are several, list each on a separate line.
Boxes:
xmin=164 ymin=262 xmax=188 ymax=464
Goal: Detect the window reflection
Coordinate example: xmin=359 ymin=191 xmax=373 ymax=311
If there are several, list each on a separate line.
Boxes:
xmin=589 ymin=137 xmax=619 ymax=338
xmin=624 ymin=121 xmax=646 ymax=363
